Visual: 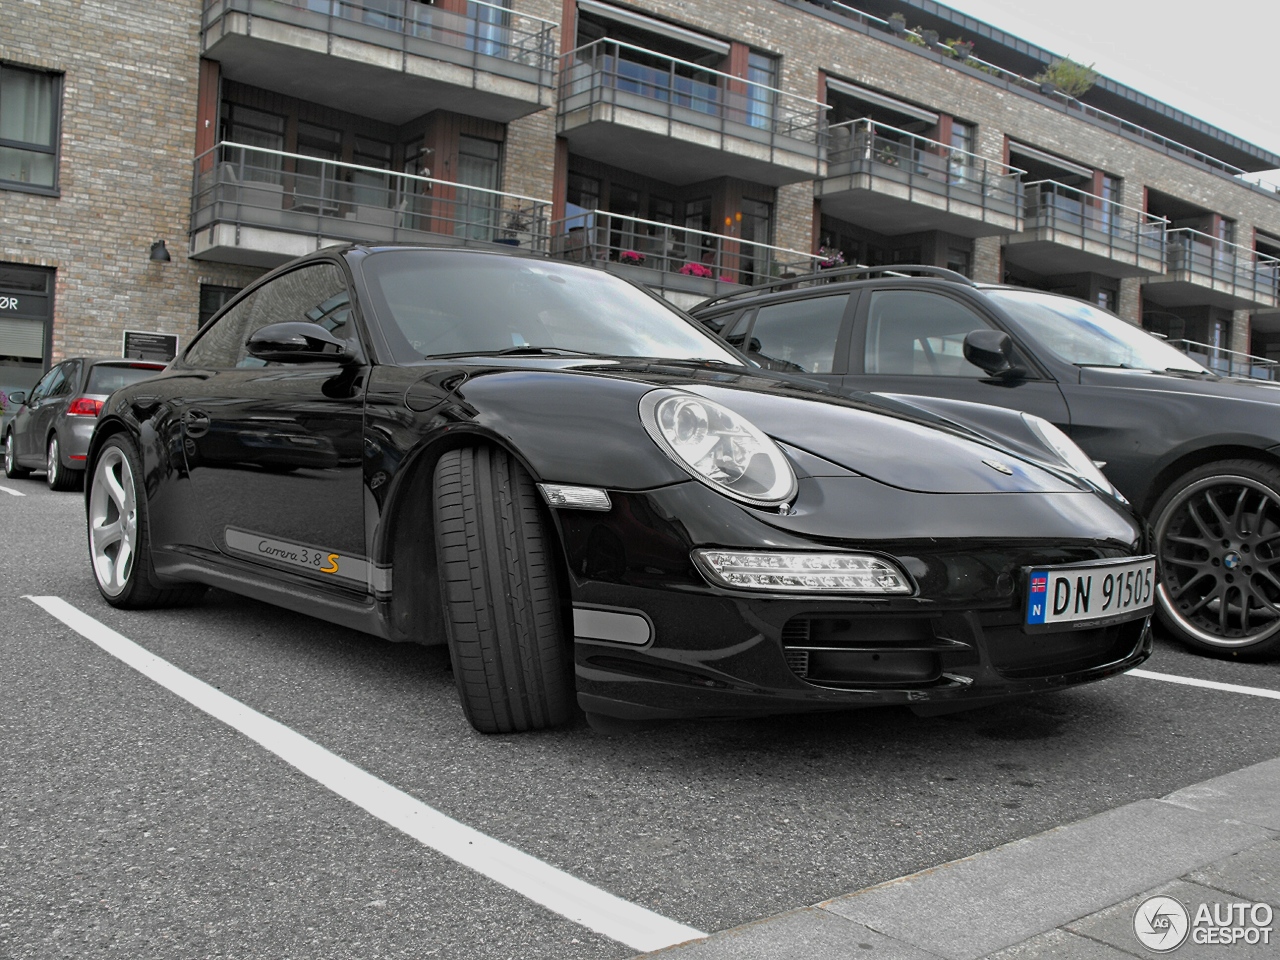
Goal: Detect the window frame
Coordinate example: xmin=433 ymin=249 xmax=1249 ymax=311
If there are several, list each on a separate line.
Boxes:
xmin=0 ymin=63 xmax=62 ymax=196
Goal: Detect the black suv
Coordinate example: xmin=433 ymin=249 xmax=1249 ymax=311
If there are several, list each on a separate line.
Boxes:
xmin=691 ymin=265 xmax=1280 ymax=659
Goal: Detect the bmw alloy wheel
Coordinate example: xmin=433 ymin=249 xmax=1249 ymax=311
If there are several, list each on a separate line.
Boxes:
xmin=1154 ymin=464 xmax=1280 ymax=654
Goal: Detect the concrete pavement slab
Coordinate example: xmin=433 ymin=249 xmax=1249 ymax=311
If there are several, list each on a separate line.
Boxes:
xmin=1186 ymin=837 xmax=1280 ymax=903
xmin=1164 ymin=758 xmax=1280 ymax=831
xmin=818 ymin=799 xmax=1271 ymax=960
xmin=1065 ymin=878 xmax=1278 ymax=959
xmin=983 ymin=928 xmax=1134 ymax=960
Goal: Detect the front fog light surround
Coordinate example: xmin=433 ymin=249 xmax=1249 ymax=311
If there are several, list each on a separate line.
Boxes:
xmin=640 ymin=389 xmax=797 ymax=507
xmin=695 ymin=550 xmax=914 ymax=594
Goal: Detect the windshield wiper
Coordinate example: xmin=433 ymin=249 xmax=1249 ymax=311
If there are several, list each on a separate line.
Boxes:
xmin=426 ymin=346 xmax=601 ymax=359
xmin=1165 ymin=366 xmax=1212 ymax=376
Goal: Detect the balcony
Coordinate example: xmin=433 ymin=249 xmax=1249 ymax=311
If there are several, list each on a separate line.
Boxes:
xmin=557 ymin=40 xmax=828 ymax=186
xmin=1143 ymin=229 xmax=1280 ymax=312
xmin=1003 ymin=181 xmax=1167 ymax=279
xmin=1169 ymin=339 xmax=1278 ymax=380
xmin=816 ymin=120 xmax=1023 ymax=237
xmin=188 ymin=142 xmax=551 ymax=267
xmin=550 ymin=210 xmax=823 ymax=309
xmin=200 ymin=0 xmax=556 ymax=124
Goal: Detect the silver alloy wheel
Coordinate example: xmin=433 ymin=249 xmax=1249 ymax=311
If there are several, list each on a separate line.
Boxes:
xmin=89 ymin=445 xmax=138 ymax=597
xmin=4 ymin=434 xmax=14 ymax=473
xmin=47 ymin=437 xmax=59 ymax=482
xmin=1154 ymin=474 xmax=1280 ymax=649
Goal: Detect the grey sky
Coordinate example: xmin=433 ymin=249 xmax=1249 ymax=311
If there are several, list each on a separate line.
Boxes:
xmin=936 ymin=0 xmax=1280 ymax=187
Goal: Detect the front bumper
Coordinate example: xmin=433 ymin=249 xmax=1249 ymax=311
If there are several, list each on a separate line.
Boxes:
xmin=553 ymin=479 xmax=1152 ymax=721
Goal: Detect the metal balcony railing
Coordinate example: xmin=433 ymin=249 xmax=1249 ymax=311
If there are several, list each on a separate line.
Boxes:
xmin=1024 ymin=180 xmax=1166 ymax=258
xmin=550 ymin=210 xmax=824 ymax=286
xmin=1164 ymin=228 xmax=1280 ymax=301
xmin=559 ymin=39 xmax=828 ymax=150
xmin=826 ymin=119 xmax=1024 ymax=214
xmin=807 ymin=1 xmax=1280 ymax=201
xmin=191 ymin=142 xmax=552 ymax=250
xmin=202 ymin=0 xmax=557 ymax=75
xmin=1168 ymin=339 xmax=1279 ymax=381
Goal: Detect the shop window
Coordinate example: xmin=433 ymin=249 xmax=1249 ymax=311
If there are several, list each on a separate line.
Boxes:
xmin=0 ymin=64 xmax=60 ymax=191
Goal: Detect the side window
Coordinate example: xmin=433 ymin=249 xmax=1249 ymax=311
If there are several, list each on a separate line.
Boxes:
xmin=52 ymin=360 xmax=79 ymax=395
xmin=28 ymin=365 xmax=60 ymax=402
xmin=183 ymin=263 xmax=352 ymax=369
xmin=864 ymin=290 xmax=991 ymax=377
xmin=739 ymin=295 xmax=848 ymax=374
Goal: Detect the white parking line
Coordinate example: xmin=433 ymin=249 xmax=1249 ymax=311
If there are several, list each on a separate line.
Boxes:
xmin=27 ymin=595 xmax=706 ymax=953
xmin=0 ymin=484 xmax=25 ymax=497
xmin=1127 ymin=667 xmax=1280 ymax=700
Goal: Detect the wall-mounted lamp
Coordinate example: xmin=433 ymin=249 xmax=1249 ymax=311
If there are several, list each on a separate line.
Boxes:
xmin=149 ymin=240 xmax=171 ymax=262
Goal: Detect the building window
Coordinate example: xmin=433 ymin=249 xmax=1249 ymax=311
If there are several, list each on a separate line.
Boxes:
xmin=745 ymin=51 xmax=777 ymax=129
xmin=1096 ymin=287 xmax=1118 ymax=313
xmin=219 ymin=103 xmax=285 ymax=181
xmin=948 ymin=120 xmax=975 ymax=183
xmin=0 ymin=64 xmax=60 ymax=191
xmin=350 ymin=135 xmax=393 ymax=207
xmin=946 ymin=247 xmax=972 ymax=278
xmin=199 ymin=284 xmax=241 ymax=328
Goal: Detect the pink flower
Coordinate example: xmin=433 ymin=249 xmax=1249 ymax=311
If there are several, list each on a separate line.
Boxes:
xmin=680 ymin=262 xmax=713 ymax=277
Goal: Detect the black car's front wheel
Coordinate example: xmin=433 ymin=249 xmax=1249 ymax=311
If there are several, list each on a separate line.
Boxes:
xmin=433 ymin=445 xmax=575 ymax=734
xmin=1152 ymin=459 xmax=1280 ymax=657
xmin=88 ymin=435 xmax=204 ymax=608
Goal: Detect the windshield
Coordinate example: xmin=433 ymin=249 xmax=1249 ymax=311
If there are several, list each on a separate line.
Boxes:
xmin=986 ymin=289 xmax=1210 ymax=374
xmin=362 ymin=250 xmax=742 ymax=365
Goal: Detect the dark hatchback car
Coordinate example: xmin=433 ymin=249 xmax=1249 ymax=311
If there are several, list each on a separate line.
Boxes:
xmin=4 ymin=357 xmax=166 ymax=490
xmin=85 ymin=246 xmax=1153 ymax=734
xmin=691 ymin=265 xmax=1280 ymax=659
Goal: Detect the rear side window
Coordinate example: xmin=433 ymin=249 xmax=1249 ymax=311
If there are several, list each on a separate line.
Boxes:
xmin=86 ymin=364 xmax=164 ymax=395
xmin=863 ymin=290 xmax=991 ymax=377
xmin=736 ymin=294 xmax=848 ymax=374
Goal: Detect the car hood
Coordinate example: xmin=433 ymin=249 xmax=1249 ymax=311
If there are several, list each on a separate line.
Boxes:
xmin=1079 ymin=365 xmax=1280 ymax=408
xmin=435 ymin=358 xmax=1081 ymax=495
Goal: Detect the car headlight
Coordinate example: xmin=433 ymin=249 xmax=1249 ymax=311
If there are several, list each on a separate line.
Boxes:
xmin=1020 ymin=413 xmax=1121 ymax=500
xmin=639 ymin=389 xmax=797 ymax=507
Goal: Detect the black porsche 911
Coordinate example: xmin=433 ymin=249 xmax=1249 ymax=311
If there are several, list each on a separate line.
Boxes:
xmin=85 ymin=245 xmax=1153 ymax=733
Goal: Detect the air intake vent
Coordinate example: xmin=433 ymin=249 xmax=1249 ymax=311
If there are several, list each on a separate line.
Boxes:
xmin=783 ymin=649 xmax=810 ymax=677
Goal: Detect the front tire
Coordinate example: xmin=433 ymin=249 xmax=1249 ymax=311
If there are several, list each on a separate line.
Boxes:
xmin=47 ymin=434 xmax=81 ymax=491
xmin=433 ymin=446 xmax=574 ymax=733
xmin=4 ymin=430 xmax=30 ymax=479
xmin=88 ymin=435 xmax=205 ymax=608
xmin=1152 ymin=459 xmax=1280 ymax=657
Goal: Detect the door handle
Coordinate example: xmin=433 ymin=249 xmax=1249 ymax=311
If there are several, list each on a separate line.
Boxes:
xmin=182 ymin=410 xmax=211 ymax=438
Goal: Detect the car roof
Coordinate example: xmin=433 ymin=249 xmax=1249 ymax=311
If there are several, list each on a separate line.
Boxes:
xmin=690 ymin=264 xmax=978 ymax=314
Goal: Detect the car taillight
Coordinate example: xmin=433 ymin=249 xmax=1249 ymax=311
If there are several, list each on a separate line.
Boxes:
xmin=66 ymin=396 xmax=104 ymax=417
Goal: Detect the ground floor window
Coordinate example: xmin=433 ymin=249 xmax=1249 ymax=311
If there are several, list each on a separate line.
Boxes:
xmin=0 ymin=263 xmax=53 ymax=427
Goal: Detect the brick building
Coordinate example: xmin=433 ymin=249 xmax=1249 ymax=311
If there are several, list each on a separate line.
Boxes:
xmin=3 ymin=0 xmax=1279 ymax=402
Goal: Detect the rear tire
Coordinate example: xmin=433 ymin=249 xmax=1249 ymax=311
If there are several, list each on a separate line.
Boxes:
xmin=4 ymin=430 xmax=30 ymax=479
xmin=47 ymin=435 xmax=81 ymax=491
xmin=88 ymin=435 xmax=206 ymax=608
xmin=433 ymin=446 xmax=574 ymax=733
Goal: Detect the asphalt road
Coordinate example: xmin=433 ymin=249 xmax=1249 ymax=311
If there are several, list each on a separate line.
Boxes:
xmin=2 ymin=476 xmax=1278 ymax=959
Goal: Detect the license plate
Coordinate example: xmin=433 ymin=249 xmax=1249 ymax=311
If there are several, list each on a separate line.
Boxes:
xmin=1025 ymin=556 xmax=1155 ymax=628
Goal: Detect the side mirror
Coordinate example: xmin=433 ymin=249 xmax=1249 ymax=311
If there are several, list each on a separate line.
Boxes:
xmin=246 ymin=322 xmax=357 ymax=365
xmin=963 ymin=329 xmax=1024 ymax=380
xmin=6 ymin=390 xmax=27 ymax=406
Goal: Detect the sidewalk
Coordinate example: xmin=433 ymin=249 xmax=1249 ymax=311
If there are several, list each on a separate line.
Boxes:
xmin=637 ymin=758 xmax=1280 ymax=959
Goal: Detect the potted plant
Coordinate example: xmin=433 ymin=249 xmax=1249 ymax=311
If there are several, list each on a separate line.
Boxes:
xmin=921 ymin=29 xmax=939 ymax=48
xmin=498 ymin=208 xmax=532 ymax=245
xmin=817 ymin=246 xmax=845 ymax=269
xmin=619 ymin=249 xmax=646 ymax=265
xmin=1033 ymin=57 xmax=1097 ymax=98
xmin=886 ymin=12 xmax=906 ymax=35
xmin=679 ymin=262 xmax=713 ymax=278
xmin=948 ymin=39 xmax=974 ymax=61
